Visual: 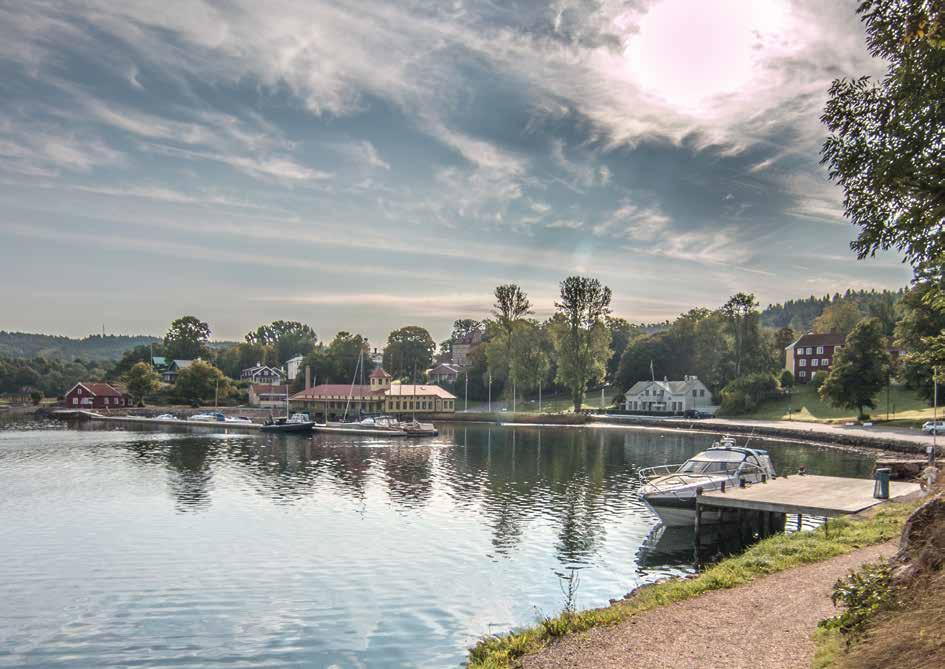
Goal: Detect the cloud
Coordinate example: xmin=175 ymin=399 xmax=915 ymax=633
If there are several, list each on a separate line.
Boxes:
xmin=593 ymin=200 xmax=671 ymax=241
xmin=333 ymin=140 xmax=390 ymax=170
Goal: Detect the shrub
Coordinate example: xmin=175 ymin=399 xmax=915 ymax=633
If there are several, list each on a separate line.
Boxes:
xmin=30 ymin=390 xmax=43 ymax=405
xmin=819 ymin=561 xmax=896 ymax=644
xmin=719 ymin=373 xmax=780 ymax=414
xmin=779 ymin=369 xmax=794 ymax=389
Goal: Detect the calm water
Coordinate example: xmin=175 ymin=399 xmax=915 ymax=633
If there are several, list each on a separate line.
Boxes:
xmin=0 ymin=420 xmax=874 ymax=668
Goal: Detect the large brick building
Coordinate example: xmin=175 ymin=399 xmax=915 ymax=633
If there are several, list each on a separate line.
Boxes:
xmin=784 ymin=333 xmax=846 ymax=383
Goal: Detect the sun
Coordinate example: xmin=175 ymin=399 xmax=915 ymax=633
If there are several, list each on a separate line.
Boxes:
xmin=623 ymin=0 xmax=790 ymax=113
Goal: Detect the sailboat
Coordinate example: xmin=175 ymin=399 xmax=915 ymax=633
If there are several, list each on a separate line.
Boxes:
xmin=314 ymin=350 xmax=408 ymax=436
xmin=261 ymin=379 xmax=315 ymax=433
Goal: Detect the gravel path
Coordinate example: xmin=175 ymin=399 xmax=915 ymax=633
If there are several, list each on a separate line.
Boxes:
xmin=523 ymin=542 xmax=897 ymax=669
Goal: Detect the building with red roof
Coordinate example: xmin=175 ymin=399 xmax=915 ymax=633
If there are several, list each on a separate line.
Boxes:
xmin=63 ymin=382 xmax=131 ymax=409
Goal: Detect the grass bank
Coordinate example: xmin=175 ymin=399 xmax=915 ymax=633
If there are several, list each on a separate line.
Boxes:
xmin=468 ymin=500 xmax=920 ymax=669
xmin=739 ymin=384 xmax=933 ymax=426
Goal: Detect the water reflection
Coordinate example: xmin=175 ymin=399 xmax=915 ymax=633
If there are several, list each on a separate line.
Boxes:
xmin=0 ymin=421 xmax=876 ymax=669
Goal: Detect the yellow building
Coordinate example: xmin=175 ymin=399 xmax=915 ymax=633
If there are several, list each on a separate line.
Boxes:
xmin=384 ymin=382 xmax=456 ymax=414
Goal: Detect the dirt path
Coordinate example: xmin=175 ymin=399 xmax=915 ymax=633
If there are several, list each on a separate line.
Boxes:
xmin=523 ymin=542 xmax=897 ymax=669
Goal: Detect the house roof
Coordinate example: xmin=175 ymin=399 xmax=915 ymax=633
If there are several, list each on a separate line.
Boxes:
xmin=243 ymin=364 xmax=283 ymax=374
xmin=429 ymin=363 xmax=461 ymax=375
xmin=386 ymin=384 xmax=457 ymax=399
xmin=624 ymin=377 xmax=706 ymax=397
xmin=788 ymin=333 xmax=846 ymax=350
xmin=369 ymin=367 xmax=391 ymax=379
xmin=453 ymin=330 xmax=482 ymax=346
xmin=69 ymin=382 xmax=125 ymax=397
xmin=151 ymin=356 xmax=167 ymax=366
xmin=172 ymin=359 xmax=195 ymax=369
xmin=291 ymin=384 xmax=385 ymax=400
xmin=285 ymin=354 xmax=304 ymax=362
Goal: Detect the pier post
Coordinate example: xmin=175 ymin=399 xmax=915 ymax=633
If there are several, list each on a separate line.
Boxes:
xmin=693 ymin=487 xmax=704 ymax=563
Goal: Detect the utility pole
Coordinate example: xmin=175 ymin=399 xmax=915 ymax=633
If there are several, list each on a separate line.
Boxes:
xmin=512 ymin=379 xmax=516 ymax=414
xmin=464 ymin=370 xmax=468 ymax=412
xmin=538 ymin=382 xmax=542 ymax=414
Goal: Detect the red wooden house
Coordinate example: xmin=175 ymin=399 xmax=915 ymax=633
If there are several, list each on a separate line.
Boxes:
xmin=63 ymin=382 xmax=130 ymax=409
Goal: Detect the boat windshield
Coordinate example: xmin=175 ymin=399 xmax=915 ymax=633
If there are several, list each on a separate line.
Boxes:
xmin=677 ymin=450 xmax=745 ymax=475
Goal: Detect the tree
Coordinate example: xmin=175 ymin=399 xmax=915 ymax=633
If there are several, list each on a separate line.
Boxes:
xmin=245 ymin=321 xmax=317 ymax=364
xmin=491 ymin=284 xmax=532 ymax=385
xmin=174 ymin=360 xmax=230 ymax=405
xmin=508 ymin=320 xmax=550 ymax=396
xmin=721 ymin=293 xmax=760 ymax=377
xmin=895 ymin=279 xmax=945 ymax=399
xmin=821 ymin=1 xmax=945 ymax=272
xmin=605 ymin=316 xmax=635 ymax=381
xmin=812 ymin=301 xmax=864 ymax=338
xmin=779 ymin=369 xmax=794 ymax=390
xmin=110 ymin=343 xmax=163 ymax=380
xmin=164 ymin=316 xmax=210 ymax=360
xmin=383 ymin=326 xmax=435 ymax=379
xmin=719 ymin=373 xmax=780 ymax=415
xmin=30 ymin=390 xmax=43 ymax=405
xmin=549 ymin=276 xmax=612 ymax=411
xmin=773 ymin=326 xmax=796 ymax=369
xmin=126 ymin=362 xmax=160 ymax=406
xmin=819 ymin=318 xmax=891 ymax=419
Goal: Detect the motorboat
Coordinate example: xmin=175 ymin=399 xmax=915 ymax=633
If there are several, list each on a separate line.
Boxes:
xmin=190 ymin=412 xmax=226 ymax=422
xmin=638 ymin=436 xmax=776 ymax=527
xmin=154 ymin=413 xmax=178 ymax=421
xmin=261 ymin=412 xmax=315 ymax=434
xmin=224 ymin=416 xmax=254 ymax=424
xmin=399 ymin=418 xmax=438 ymax=437
xmin=316 ymin=415 xmax=408 ymax=436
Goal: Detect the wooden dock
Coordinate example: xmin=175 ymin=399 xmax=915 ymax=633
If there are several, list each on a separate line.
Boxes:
xmin=52 ymin=410 xmax=262 ymax=431
xmin=697 ymin=474 xmax=922 ymax=518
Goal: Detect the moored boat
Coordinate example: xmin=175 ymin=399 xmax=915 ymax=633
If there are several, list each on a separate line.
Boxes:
xmin=261 ymin=412 xmax=315 ymax=434
xmin=638 ymin=436 xmax=776 ymax=527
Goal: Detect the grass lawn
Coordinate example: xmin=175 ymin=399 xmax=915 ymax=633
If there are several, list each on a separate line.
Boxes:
xmin=743 ymin=383 xmax=936 ymax=426
xmin=468 ymin=499 xmax=919 ymax=669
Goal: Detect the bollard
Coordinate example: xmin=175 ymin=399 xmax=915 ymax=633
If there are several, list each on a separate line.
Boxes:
xmin=873 ymin=467 xmax=890 ymax=499
xmin=761 ymin=473 xmax=767 ymax=483
xmin=739 ymin=477 xmax=746 ymax=488
xmin=720 ymin=480 xmax=726 ymax=493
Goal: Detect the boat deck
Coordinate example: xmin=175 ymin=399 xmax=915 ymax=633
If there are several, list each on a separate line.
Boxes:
xmin=697 ymin=474 xmax=922 ymax=517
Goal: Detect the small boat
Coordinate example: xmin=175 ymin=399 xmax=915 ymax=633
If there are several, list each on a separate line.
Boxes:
xmin=316 ymin=416 xmax=408 ymax=436
xmin=154 ymin=413 xmax=179 ymax=421
xmin=399 ymin=418 xmax=438 ymax=437
xmin=638 ymin=436 xmax=776 ymax=527
xmin=261 ymin=412 xmax=315 ymax=434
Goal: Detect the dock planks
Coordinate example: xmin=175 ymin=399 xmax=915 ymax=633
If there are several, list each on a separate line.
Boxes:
xmin=697 ymin=474 xmax=922 ymax=518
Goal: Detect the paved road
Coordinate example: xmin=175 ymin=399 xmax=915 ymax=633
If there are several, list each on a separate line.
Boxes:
xmin=524 ymin=542 xmax=897 ymax=669
xmin=592 ymin=414 xmax=940 ymax=452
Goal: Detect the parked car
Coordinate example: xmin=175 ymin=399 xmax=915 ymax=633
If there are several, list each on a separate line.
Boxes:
xmin=684 ymin=409 xmax=712 ymax=419
xmin=922 ymin=420 xmax=945 ymax=434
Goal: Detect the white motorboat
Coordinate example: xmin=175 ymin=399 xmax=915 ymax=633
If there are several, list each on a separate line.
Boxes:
xmin=638 ymin=436 xmax=776 ymax=527
xmin=224 ymin=416 xmax=254 ymax=424
xmin=190 ymin=412 xmax=225 ymax=422
xmin=155 ymin=413 xmax=178 ymax=421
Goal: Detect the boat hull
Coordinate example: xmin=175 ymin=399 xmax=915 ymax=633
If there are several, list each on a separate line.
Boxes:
xmin=260 ymin=422 xmax=315 ymax=434
xmin=642 ymin=495 xmax=724 ymax=527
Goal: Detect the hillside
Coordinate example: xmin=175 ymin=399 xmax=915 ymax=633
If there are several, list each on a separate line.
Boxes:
xmin=761 ymin=288 xmax=904 ymax=333
xmin=0 ymin=332 xmax=161 ymax=362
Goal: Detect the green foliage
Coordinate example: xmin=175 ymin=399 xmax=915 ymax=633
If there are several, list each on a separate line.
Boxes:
xmin=821 ymin=0 xmax=945 ymax=273
xmin=0 ymin=355 xmax=111 ymax=397
xmin=719 ymin=372 xmax=780 ymax=415
xmin=383 ymin=326 xmax=435 ymax=380
xmin=110 ymin=343 xmax=163 ymax=380
xmin=819 ymin=561 xmax=896 ymax=644
xmin=0 ymin=331 xmax=160 ymax=362
xmin=126 ymin=362 xmax=160 ymax=404
xmin=173 ymin=360 xmax=230 ymax=405
xmin=549 ymin=276 xmax=612 ymax=411
xmin=811 ymin=370 xmax=827 ymax=390
xmin=163 ymin=316 xmax=211 ymax=361
xmin=244 ymin=320 xmax=317 ymax=365
xmin=469 ymin=501 xmax=917 ymax=669
xmin=779 ymin=369 xmax=794 ymax=389
xmin=820 ymin=318 xmax=891 ymax=417
xmin=896 ymin=279 xmax=945 ymax=400
xmin=604 ymin=317 xmax=635 ymax=382
xmin=293 ymin=331 xmax=372 ymax=390
xmin=761 ymin=290 xmax=903 ymax=336
xmin=813 ymin=301 xmax=866 ymax=338
xmin=508 ymin=320 xmax=550 ymax=395
xmin=30 ymin=390 xmax=43 ymax=405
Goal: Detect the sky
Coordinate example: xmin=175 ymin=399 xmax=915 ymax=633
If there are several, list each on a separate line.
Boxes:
xmin=0 ymin=0 xmax=913 ymax=345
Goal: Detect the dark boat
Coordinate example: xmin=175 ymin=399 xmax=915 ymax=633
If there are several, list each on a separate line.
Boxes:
xmin=261 ymin=412 xmax=316 ymax=434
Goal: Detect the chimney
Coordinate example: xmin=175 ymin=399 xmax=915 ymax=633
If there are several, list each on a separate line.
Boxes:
xmin=305 ymin=366 xmax=312 ymax=390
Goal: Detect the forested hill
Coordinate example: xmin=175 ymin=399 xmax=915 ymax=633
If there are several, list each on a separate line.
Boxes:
xmin=760 ymin=288 xmax=905 ymax=333
xmin=0 ymin=332 xmax=161 ymax=361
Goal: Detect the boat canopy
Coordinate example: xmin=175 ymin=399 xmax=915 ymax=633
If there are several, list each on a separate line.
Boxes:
xmin=677 ymin=448 xmax=769 ymax=475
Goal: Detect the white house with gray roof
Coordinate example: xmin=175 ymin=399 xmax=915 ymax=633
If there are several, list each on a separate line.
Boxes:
xmin=623 ymin=375 xmax=714 ymax=414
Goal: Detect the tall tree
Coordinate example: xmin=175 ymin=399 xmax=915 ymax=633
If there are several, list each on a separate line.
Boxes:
xmin=896 ymin=279 xmax=945 ymax=399
xmin=821 ymin=0 xmax=945 ymax=272
xmin=491 ymin=284 xmax=532 ymax=388
xmin=605 ymin=316 xmax=635 ymax=382
xmin=383 ymin=326 xmax=435 ymax=380
xmin=508 ymin=319 xmax=550 ymax=396
xmin=245 ymin=321 xmax=317 ymax=364
xmin=163 ymin=316 xmax=210 ymax=360
xmin=126 ymin=362 xmax=160 ymax=406
xmin=549 ymin=276 xmax=612 ymax=411
xmin=721 ymin=293 xmax=759 ymax=377
xmin=773 ymin=326 xmax=797 ymax=369
xmin=819 ymin=318 xmax=891 ymax=419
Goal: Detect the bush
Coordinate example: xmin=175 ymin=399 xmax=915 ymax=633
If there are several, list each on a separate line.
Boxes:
xmin=30 ymin=390 xmax=43 ymax=405
xmin=779 ymin=369 xmax=794 ymax=389
xmin=719 ymin=373 xmax=780 ymax=415
xmin=819 ymin=561 xmax=896 ymax=643
xmin=811 ymin=370 xmax=826 ymax=390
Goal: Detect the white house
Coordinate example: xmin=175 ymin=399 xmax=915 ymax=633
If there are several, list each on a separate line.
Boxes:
xmin=285 ymin=355 xmax=304 ymax=381
xmin=240 ymin=363 xmax=285 ymax=385
xmin=623 ymin=375 xmax=714 ymax=414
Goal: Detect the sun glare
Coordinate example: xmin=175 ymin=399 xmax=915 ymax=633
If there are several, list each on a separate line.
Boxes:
xmin=624 ymin=0 xmax=790 ymax=113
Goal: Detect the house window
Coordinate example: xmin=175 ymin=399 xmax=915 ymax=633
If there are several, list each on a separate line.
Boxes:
xmin=692 ymin=389 xmax=697 ymax=397
xmin=812 ymin=359 xmax=819 ymax=367
xmin=822 ymin=358 xmax=829 ymax=366
xmin=699 ymin=389 xmax=705 ymax=397
xmin=807 ymin=347 xmax=814 ymax=354
xmin=799 ymin=359 xmax=807 ymax=367
xmin=799 ymin=370 xmax=807 ymax=378
xmin=72 ymin=398 xmax=78 ymax=405
xmin=817 ymin=346 xmax=824 ymax=354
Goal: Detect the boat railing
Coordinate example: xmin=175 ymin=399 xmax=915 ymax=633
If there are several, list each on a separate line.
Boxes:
xmin=639 ymin=461 xmax=772 ymax=494
xmin=637 ymin=464 xmax=683 ymax=481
